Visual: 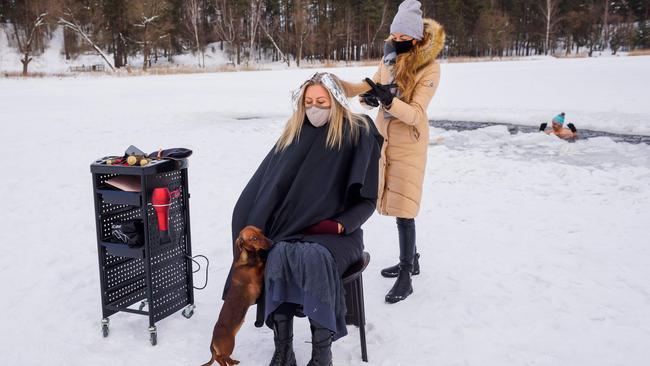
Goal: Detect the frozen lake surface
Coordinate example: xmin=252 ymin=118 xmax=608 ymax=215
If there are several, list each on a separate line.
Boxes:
xmin=1 ymin=58 xmax=649 ymax=365
xmin=431 ymin=120 xmax=650 ymax=145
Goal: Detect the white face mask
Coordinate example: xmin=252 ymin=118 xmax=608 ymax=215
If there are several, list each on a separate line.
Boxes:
xmin=305 ymin=106 xmax=331 ymax=127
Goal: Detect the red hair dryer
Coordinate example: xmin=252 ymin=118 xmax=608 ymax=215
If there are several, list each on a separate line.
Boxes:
xmin=152 ymin=187 xmax=171 ymax=243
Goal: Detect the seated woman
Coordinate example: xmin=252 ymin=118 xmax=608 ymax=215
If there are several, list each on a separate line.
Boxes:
xmin=224 ymin=72 xmax=382 ymax=366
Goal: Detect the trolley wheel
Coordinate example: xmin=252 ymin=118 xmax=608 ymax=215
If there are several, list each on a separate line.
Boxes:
xmin=101 ymin=318 xmax=109 ymax=338
xmin=182 ymin=304 xmax=195 ymax=319
xmin=149 ymin=326 xmax=157 ymax=346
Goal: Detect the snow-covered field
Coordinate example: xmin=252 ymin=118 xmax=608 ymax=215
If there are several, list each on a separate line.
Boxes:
xmin=431 ymin=55 xmax=650 ymax=136
xmin=1 ymin=57 xmax=649 ymax=366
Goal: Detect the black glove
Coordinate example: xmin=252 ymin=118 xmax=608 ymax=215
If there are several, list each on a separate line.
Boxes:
xmin=539 ymin=123 xmax=547 ymax=131
xmin=365 ymin=78 xmax=394 ymax=107
xmin=111 ymin=220 xmax=144 ymax=247
xmin=567 ymin=123 xmax=577 ymax=133
xmin=148 ymin=147 xmax=193 ymax=160
xmin=359 ymin=93 xmax=379 ymax=108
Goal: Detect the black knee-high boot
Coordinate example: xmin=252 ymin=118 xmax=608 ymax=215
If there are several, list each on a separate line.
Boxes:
xmin=381 ymin=217 xmax=420 ymax=278
xmin=385 ymin=217 xmax=416 ymax=303
xmin=268 ymin=305 xmax=297 ymax=366
xmin=307 ymin=318 xmax=334 ymax=366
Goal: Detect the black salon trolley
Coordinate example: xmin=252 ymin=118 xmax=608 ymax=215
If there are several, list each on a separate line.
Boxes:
xmin=90 ymin=157 xmax=195 ymax=345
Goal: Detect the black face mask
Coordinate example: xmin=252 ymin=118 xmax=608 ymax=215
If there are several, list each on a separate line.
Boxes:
xmin=393 ymin=40 xmax=415 ymax=55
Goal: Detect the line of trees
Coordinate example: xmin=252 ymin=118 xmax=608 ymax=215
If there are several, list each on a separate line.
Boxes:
xmin=1 ymin=0 xmax=649 ymax=75
xmin=436 ymin=0 xmax=650 ymax=58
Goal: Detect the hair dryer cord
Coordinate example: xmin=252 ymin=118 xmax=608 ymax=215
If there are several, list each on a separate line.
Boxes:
xmin=186 ymin=254 xmax=209 ymax=290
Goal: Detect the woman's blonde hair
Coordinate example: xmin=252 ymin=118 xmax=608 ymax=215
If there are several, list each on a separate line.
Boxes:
xmin=276 ymin=77 xmax=369 ymax=152
xmin=393 ymin=22 xmax=435 ymax=103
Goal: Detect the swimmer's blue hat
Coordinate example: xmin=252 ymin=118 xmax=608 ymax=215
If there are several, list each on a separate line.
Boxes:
xmin=552 ymin=113 xmax=565 ymax=126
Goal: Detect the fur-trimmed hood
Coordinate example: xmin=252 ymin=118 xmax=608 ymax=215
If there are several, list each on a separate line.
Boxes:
xmin=416 ymin=19 xmax=445 ymax=70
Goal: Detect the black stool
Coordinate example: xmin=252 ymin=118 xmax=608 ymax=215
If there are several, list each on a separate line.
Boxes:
xmin=342 ymin=251 xmax=370 ymax=362
xmin=254 ymin=251 xmax=371 ymax=362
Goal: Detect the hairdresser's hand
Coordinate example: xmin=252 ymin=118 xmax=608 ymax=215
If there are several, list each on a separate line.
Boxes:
xmin=359 ymin=93 xmax=380 ymax=108
xmin=364 ymin=78 xmax=394 ymax=107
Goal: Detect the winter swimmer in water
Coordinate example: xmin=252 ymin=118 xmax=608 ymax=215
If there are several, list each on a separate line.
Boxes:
xmin=224 ymin=72 xmax=382 ymax=366
xmin=540 ymin=112 xmax=578 ymax=140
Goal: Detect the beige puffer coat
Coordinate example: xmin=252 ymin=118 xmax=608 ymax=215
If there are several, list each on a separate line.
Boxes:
xmin=341 ymin=19 xmax=444 ymax=219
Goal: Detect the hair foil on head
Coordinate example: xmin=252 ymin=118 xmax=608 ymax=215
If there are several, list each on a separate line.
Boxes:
xmin=291 ymin=72 xmax=352 ymax=111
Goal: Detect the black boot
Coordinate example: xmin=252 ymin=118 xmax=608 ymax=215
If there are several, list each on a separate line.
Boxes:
xmin=380 ymin=218 xmax=420 ymax=278
xmin=268 ymin=311 xmax=297 ymax=366
xmin=385 ymin=218 xmax=416 ymax=303
xmin=385 ymin=264 xmax=413 ymax=303
xmin=307 ymin=319 xmax=333 ymax=366
xmin=380 ymin=252 xmax=420 ymax=278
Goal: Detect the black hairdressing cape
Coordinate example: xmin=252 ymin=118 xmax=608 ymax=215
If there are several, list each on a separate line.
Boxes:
xmin=222 ymin=116 xmax=382 ymax=300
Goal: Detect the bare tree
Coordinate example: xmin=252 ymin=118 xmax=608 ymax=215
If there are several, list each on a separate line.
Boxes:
xmin=135 ymin=15 xmax=158 ymax=70
xmin=602 ymin=0 xmax=610 ymax=49
xmin=184 ymin=0 xmax=203 ymax=67
xmin=132 ymin=0 xmax=168 ymax=70
xmin=611 ymin=11 xmax=637 ymax=55
xmin=344 ymin=5 xmax=353 ymax=63
xmin=247 ymin=0 xmax=263 ymax=63
xmin=476 ymin=9 xmax=513 ymax=58
xmin=57 ymin=4 xmax=115 ymax=71
xmin=11 ymin=11 xmax=47 ymax=75
xmin=260 ymin=21 xmax=290 ymax=66
xmin=369 ymin=0 xmax=390 ymax=60
xmin=539 ymin=0 xmax=561 ymax=55
xmin=213 ymin=0 xmax=237 ymax=63
xmin=293 ymin=0 xmax=311 ymax=67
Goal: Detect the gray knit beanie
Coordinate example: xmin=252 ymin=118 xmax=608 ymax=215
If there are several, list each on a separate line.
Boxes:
xmin=390 ymin=0 xmax=424 ymax=41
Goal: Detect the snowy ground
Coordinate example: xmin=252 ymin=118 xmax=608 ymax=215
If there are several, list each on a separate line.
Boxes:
xmin=1 ymin=58 xmax=649 ymax=366
xmin=429 ymin=55 xmax=650 ymax=136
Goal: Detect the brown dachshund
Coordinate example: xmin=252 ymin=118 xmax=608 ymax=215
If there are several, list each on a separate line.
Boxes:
xmin=202 ymin=226 xmax=272 ymax=366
